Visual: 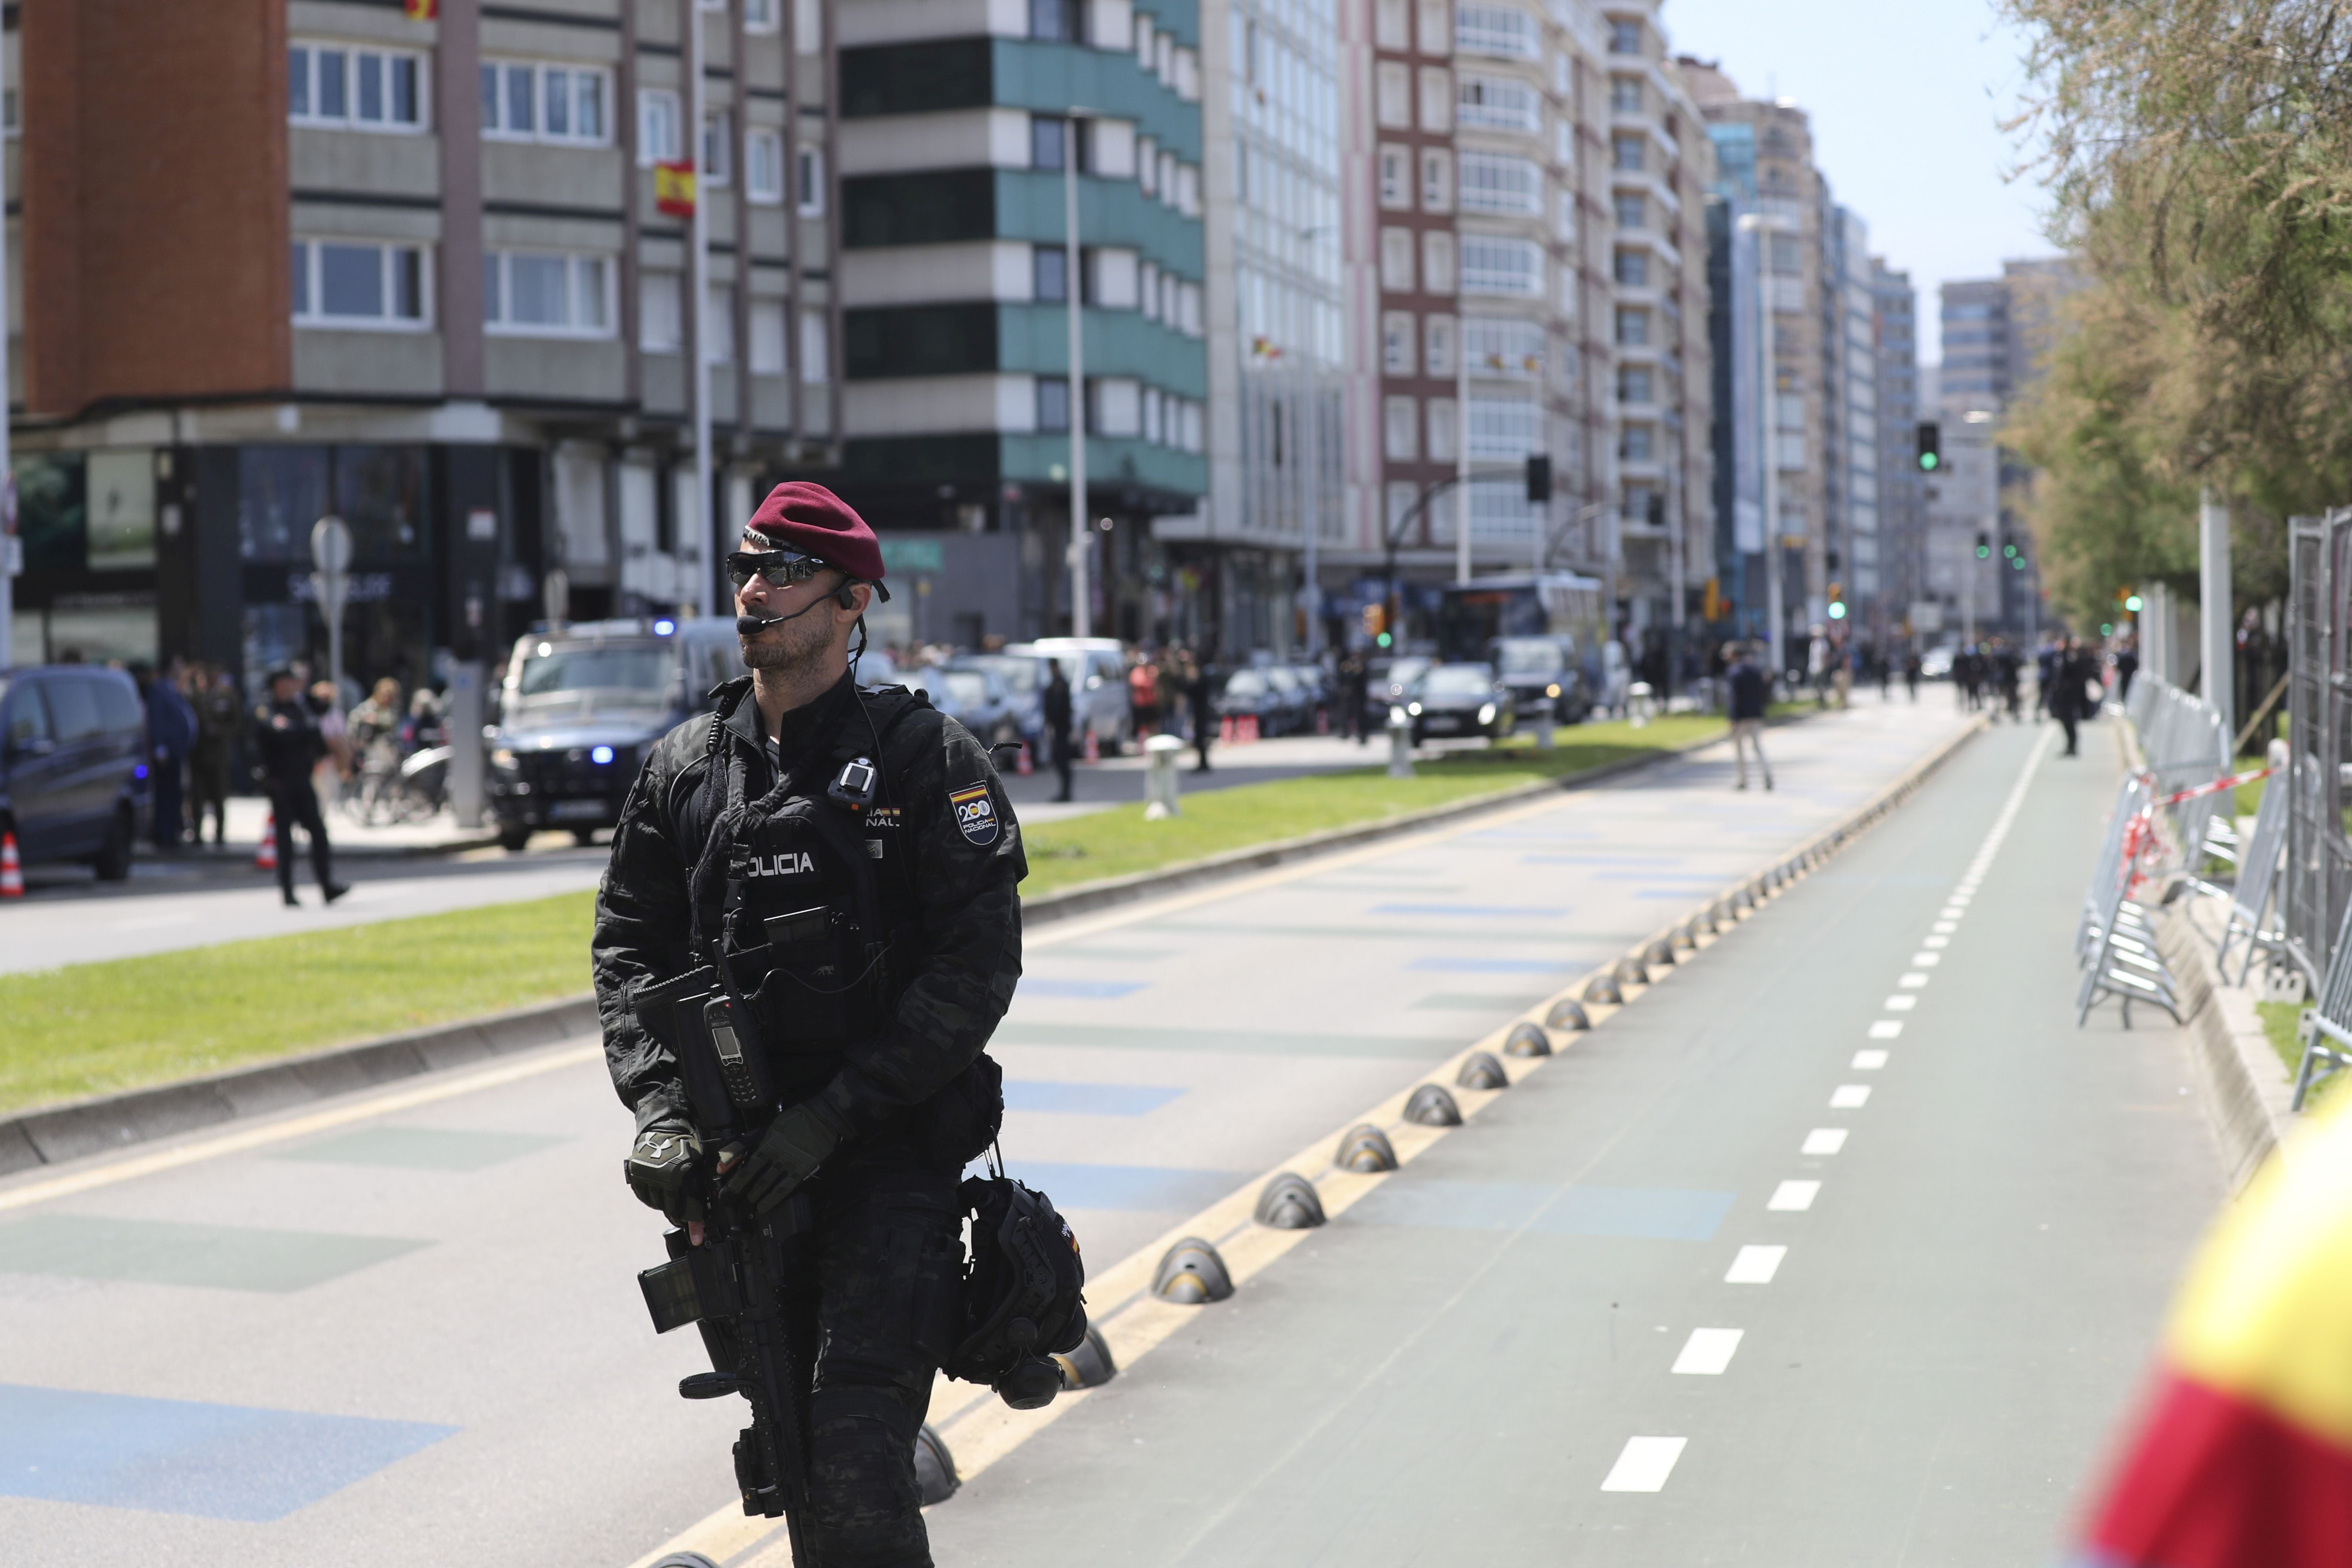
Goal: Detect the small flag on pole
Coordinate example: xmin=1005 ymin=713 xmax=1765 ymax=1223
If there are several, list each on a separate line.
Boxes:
xmin=655 ymin=161 xmax=698 ymax=218
xmin=403 ymin=0 xmax=438 ymax=19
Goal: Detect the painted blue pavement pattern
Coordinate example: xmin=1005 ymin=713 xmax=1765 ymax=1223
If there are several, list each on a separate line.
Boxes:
xmin=0 ymin=701 xmax=1977 ymax=1567
xmin=0 ymin=1384 xmax=454 ymax=1522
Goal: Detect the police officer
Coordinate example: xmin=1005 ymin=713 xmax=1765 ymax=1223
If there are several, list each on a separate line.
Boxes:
xmin=251 ymin=668 xmax=349 ymax=906
xmin=594 ymin=482 xmax=1025 ymax=1568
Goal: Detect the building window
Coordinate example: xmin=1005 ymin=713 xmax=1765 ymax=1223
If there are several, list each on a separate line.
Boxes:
xmin=480 ymin=60 xmax=608 ymax=144
xmin=1612 ymin=134 xmax=1644 ymax=172
xmin=1770 ymin=234 xmax=1804 ymax=274
xmin=638 ymin=90 xmax=682 ymax=165
xmin=1467 ymin=396 xmax=1537 ymax=459
xmin=1610 ymin=75 xmax=1642 ymax=114
xmin=800 ymin=312 xmax=830 ymax=383
xmin=744 ymin=0 xmax=780 ymax=31
xmin=1420 ymin=148 xmax=1451 ymax=212
xmin=1613 ymin=248 xmax=1649 ymax=287
xmin=1140 ymin=260 xmax=1161 ymax=320
xmin=1381 ymin=312 xmax=1415 ymax=375
xmin=1376 ymin=63 xmax=1412 ymax=127
xmin=1427 ymin=398 xmax=1458 ymax=462
xmin=484 ymin=251 xmax=613 ymax=337
xmin=289 ymin=44 xmax=425 ymax=132
xmin=1383 ymin=395 xmax=1419 ymax=461
xmin=1378 ymin=145 xmax=1410 ymax=209
xmin=1459 ymin=235 xmax=1540 ymax=296
xmin=1456 ymin=75 xmax=1537 ymax=132
xmin=1609 ymin=17 xmax=1642 ymax=53
xmin=1622 ymin=484 xmax=1658 ymax=523
xmin=1620 ymin=423 xmax=1653 ymax=461
xmin=1464 ymin=315 xmax=1542 ymax=377
xmin=1458 ymin=152 xmax=1540 ymax=215
xmin=1375 ymin=0 xmax=1409 ymax=50
xmin=1614 ymin=306 xmax=1649 ymax=345
xmin=703 ymin=113 xmax=733 ymax=185
xmin=640 ymin=271 xmax=683 ymax=352
xmin=1423 ymin=313 xmax=1454 ymax=378
xmin=1031 ymin=114 xmax=1069 ymax=171
xmin=1613 ymin=191 xmax=1645 ymax=229
xmin=291 ymin=240 xmax=429 ymax=328
xmin=750 ymin=299 xmax=789 ymax=374
xmin=1617 ymin=364 xmax=1652 ymax=403
xmin=1034 ymin=245 xmax=1069 ymax=302
xmin=746 ymin=129 xmax=785 ymax=203
xmin=1419 ymin=66 xmax=1455 ymax=131
xmin=1030 ymin=0 xmax=1081 ymax=40
xmin=704 ymin=286 xmax=736 ymax=362
xmin=1037 ymin=376 xmax=1072 ymax=432
xmin=1416 ymin=0 xmax=1450 ymax=54
xmin=1454 ymin=4 xmax=1537 ymax=58
xmin=1379 ymin=228 xmax=1416 ymax=294
xmin=797 ymin=147 xmax=826 ymax=214
xmin=1421 ymin=231 xmax=1456 ymax=295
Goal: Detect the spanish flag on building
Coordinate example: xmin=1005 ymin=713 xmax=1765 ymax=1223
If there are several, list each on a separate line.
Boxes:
xmin=402 ymin=0 xmax=437 ymax=19
xmin=2075 ymin=1093 xmax=2352 ymax=1564
xmin=654 ymin=161 xmax=697 ymax=220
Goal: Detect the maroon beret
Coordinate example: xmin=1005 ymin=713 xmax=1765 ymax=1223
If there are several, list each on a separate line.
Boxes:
xmin=743 ymin=482 xmax=889 ymax=597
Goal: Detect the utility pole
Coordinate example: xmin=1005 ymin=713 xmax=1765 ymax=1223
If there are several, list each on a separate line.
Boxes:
xmin=1455 ymin=314 xmax=1471 ymax=584
xmin=0 ymin=125 xmax=13 ymax=671
xmin=1755 ymin=230 xmax=1783 ymax=680
xmin=688 ymin=0 xmax=715 ymax=618
xmin=1064 ymin=112 xmax=1091 ymax=639
xmin=2200 ymin=485 xmax=2234 ymax=738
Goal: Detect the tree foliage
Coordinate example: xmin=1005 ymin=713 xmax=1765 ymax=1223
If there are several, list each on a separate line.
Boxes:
xmin=2000 ymin=0 xmax=2352 ymax=622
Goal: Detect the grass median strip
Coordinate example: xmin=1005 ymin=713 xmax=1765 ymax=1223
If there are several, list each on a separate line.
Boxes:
xmin=0 ymin=714 xmax=1726 ymax=1118
xmin=0 ymin=892 xmax=595 ymax=1117
xmin=1019 ymin=713 xmax=1726 ymax=897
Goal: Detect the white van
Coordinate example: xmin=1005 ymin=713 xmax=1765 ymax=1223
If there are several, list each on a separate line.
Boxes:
xmin=1008 ymin=637 xmax=1134 ymax=755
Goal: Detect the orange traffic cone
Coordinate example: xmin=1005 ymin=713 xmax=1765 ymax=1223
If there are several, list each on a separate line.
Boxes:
xmin=1016 ymin=743 xmax=1033 ymax=777
xmin=0 ymin=832 xmax=22 ymax=898
xmin=1083 ymin=728 xmax=1101 ymax=764
xmin=1240 ymin=714 xmax=1260 ymax=744
xmin=1220 ymin=715 xmax=1235 ymax=743
xmin=254 ymin=811 xmax=278 ymax=872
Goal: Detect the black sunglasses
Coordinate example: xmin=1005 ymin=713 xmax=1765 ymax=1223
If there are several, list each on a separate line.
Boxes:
xmin=726 ymin=549 xmax=830 ymax=589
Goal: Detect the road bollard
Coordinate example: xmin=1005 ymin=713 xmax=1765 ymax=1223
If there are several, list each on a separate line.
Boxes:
xmin=1386 ymin=707 xmax=1415 ymax=780
xmin=1142 ymin=733 xmax=1186 ymax=820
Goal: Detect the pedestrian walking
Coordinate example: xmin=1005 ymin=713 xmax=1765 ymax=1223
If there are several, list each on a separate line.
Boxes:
xmin=1127 ymin=651 xmax=1160 ymax=738
xmin=190 ymin=664 xmax=240 ymax=846
xmin=2114 ymin=637 xmax=2139 ymax=705
xmin=597 ymin=481 xmax=1023 ymax=1568
xmin=137 ymin=660 xmax=198 ymax=849
xmin=2052 ymin=637 xmax=2098 ymax=756
xmin=1042 ymin=659 xmax=1075 ymax=803
xmin=1337 ymin=649 xmax=1369 ymax=743
xmin=1183 ymin=651 xmax=1215 ymax=772
xmin=1904 ymin=648 xmax=1921 ymax=703
xmin=251 ymin=669 xmax=348 ymax=906
xmin=1725 ymin=642 xmax=1773 ymax=791
xmin=1994 ymin=639 xmax=2022 ymax=723
xmin=1807 ymin=625 xmax=1832 ymax=710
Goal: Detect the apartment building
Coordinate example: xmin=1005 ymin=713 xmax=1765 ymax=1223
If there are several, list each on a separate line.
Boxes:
xmin=1184 ymin=0 xmax=1347 ymax=653
xmin=1870 ymin=259 xmax=1923 ymax=633
xmin=1354 ymin=0 xmax=1608 ymax=637
xmin=1601 ymin=6 xmax=1712 ymax=653
xmin=1826 ymin=205 xmax=1874 ymax=625
xmin=833 ymin=0 xmax=1210 ymax=646
xmin=11 ymin=0 xmax=835 ymax=682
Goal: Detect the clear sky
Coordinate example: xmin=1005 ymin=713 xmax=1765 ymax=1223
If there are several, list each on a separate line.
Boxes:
xmin=1662 ymin=0 xmax=2057 ymax=367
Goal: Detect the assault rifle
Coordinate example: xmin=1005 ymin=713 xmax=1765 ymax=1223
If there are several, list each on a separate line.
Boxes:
xmin=630 ymin=965 xmax=816 ymax=1556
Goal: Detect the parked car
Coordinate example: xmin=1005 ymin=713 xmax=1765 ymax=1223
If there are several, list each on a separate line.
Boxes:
xmin=487 ymin=616 xmax=745 ymax=851
xmin=1366 ymin=655 xmax=1434 ymax=730
xmin=900 ymin=664 xmax=1023 ymax=749
xmin=1282 ymin=663 xmax=1333 ymax=729
xmin=949 ymin=652 xmax=1054 ymax=756
xmin=1490 ymin=635 xmax=1589 ymax=726
xmin=1008 ymin=638 xmax=1134 ymax=754
xmin=1920 ymin=643 xmax=1958 ymax=680
xmin=1214 ymin=668 xmax=1286 ymax=734
xmin=1404 ymin=662 xmax=1518 ymax=745
xmin=1262 ymin=665 xmax=1312 ymax=735
xmin=0 ymin=663 xmax=147 ymax=879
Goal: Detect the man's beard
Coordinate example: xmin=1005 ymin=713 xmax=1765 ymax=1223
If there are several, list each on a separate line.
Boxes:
xmin=740 ymin=602 xmax=839 ymax=680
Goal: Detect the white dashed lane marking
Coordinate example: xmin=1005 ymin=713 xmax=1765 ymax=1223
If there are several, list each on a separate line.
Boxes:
xmin=1671 ymin=1329 xmax=1744 ymax=1375
xmin=1802 ymin=1127 xmax=1850 ymax=1154
xmin=1883 ymin=995 xmax=1917 ymax=1011
xmin=1868 ymin=1020 xmax=1904 ymax=1039
xmin=1851 ymin=1049 xmax=1888 ymax=1069
xmin=1601 ymin=1436 xmax=1690 ymax=1492
xmin=1768 ymin=1180 xmax=1820 ymax=1212
xmin=1725 ymin=1245 xmax=1787 ymax=1283
xmin=1829 ymin=1084 xmax=1871 ymax=1109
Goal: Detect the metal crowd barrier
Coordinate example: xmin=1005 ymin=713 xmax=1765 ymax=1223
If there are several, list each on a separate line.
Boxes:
xmin=2216 ymin=763 xmax=2291 ymax=984
xmin=2291 ymin=897 xmax=2352 ymax=1110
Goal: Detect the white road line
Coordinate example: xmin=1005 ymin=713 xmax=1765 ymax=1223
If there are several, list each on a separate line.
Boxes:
xmin=1922 ymin=934 xmax=1950 ymax=948
xmin=1851 ymin=1049 xmax=1889 ymax=1069
xmin=1899 ymin=972 xmax=1929 ymax=988
xmin=1601 ymin=1436 xmax=1689 ymax=1492
xmin=1910 ymin=952 xmax=1941 ymax=966
xmin=1868 ymin=1020 xmax=1904 ymax=1039
xmin=1802 ymin=1127 xmax=1849 ymax=1154
xmin=1768 ymin=1180 xmax=1820 ymax=1211
xmin=1883 ymin=995 xmax=1917 ymax=1011
xmin=1671 ymin=1329 xmax=1744 ymax=1376
xmin=1939 ymin=906 xmax=1966 ymax=919
xmin=1725 ymin=1245 xmax=1786 ymax=1283
xmin=1830 ymin=1084 xmax=1871 ymax=1109
xmin=1948 ymin=894 xmax=1972 ymax=906
xmin=1931 ymin=921 xmax=1957 ymax=934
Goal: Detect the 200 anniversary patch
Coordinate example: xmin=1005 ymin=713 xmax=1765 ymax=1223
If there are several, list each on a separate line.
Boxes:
xmin=949 ymin=783 xmax=1000 ymax=846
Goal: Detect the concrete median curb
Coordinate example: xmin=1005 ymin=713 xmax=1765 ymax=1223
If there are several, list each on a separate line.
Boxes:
xmin=0 ymin=994 xmax=600 ymax=1178
xmin=2156 ymin=902 xmax=2294 ymax=1190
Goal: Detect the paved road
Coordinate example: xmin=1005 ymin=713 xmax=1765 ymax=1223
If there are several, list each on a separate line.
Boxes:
xmin=0 ymin=697 xmax=2004 ymax=1567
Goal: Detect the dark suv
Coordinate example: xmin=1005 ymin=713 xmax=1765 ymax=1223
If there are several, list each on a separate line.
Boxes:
xmin=486 ymin=617 xmax=746 ymax=850
xmin=0 ymin=665 xmax=147 ymax=879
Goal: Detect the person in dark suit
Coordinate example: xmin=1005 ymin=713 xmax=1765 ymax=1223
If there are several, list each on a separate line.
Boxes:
xmin=251 ymin=668 xmax=348 ymax=906
xmin=1042 ymin=660 xmax=1075 ymax=803
xmin=2051 ymin=637 xmax=2097 ymax=756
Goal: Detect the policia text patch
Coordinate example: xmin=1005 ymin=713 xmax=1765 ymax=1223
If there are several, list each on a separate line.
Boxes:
xmin=949 ymin=783 xmax=999 ymax=846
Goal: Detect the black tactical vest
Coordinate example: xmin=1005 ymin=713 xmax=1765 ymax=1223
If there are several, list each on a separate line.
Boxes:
xmin=687 ymin=685 xmax=928 ymax=1102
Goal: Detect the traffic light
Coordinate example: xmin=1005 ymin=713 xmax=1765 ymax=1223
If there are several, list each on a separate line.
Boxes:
xmin=1916 ymin=422 xmax=1942 ymax=472
xmin=1525 ymin=454 xmax=1552 ymax=505
xmin=1362 ymin=602 xmax=1386 ymax=640
xmin=1975 ymin=532 xmax=1991 ymax=559
xmin=2124 ymin=593 xmax=2144 ymax=613
xmin=2002 ymin=541 xmax=2018 ymax=558
xmin=1827 ymin=582 xmax=1847 ymax=621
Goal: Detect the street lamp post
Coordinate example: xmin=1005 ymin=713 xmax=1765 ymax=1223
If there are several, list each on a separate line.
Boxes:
xmin=689 ymin=0 xmax=716 ymax=618
xmin=1737 ymin=211 xmax=1789 ymax=681
xmin=1063 ymin=111 xmax=1093 ymax=640
xmin=1455 ymin=315 xmax=1472 ymax=585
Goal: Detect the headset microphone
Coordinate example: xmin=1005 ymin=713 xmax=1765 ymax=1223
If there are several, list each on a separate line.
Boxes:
xmin=736 ymin=582 xmax=866 ymax=636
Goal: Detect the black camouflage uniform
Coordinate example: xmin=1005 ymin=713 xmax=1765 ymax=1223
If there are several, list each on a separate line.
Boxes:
xmin=594 ymin=667 xmax=1025 ymax=1568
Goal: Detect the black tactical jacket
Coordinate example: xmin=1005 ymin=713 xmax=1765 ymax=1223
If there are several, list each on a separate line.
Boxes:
xmin=593 ymin=669 xmax=1026 ymax=1142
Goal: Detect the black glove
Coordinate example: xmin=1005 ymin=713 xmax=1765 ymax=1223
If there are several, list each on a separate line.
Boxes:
xmin=624 ymin=1123 xmax=706 ymax=1223
xmin=720 ymin=1100 xmax=850 ymax=1214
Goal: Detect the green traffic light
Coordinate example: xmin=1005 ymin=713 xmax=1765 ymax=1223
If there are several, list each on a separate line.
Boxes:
xmin=1376 ymin=631 xmax=1392 ymax=648
xmin=1976 ymin=545 xmax=1991 ymax=558
xmin=2003 ymin=544 xmax=2017 ymax=557
xmin=1828 ymin=602 xmax=1847 ymax=620
xmin=2101 ymin=622 xmax=2114 ymax=635
xmin=2012 ymin=557 xmax=2025 ymax=570
xmin=1918 ymin=453 xmax=1939 ymax=472
xmin=2124 ymin=594 xmax=2143 ymax=612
